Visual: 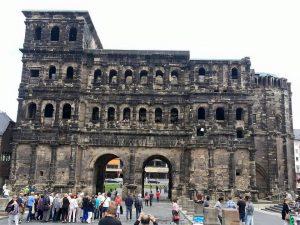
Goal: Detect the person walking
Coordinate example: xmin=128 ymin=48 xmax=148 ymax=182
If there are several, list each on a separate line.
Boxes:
xmin=86 ymin=196 xmax=95 ymax=224
xmin=114 ymin=193 xmax=122 ymax=219
xmin=135 ymin=194 xmax=143 ymax=220
xmin=282 ymin=198 xmax=290 ymax=225
xmin=6 ymin=195 xmax=19 ymax=225
xmin=26 ymin=192 xmax=35 ymax=222
xmin=98 ymin=202 xmax=122 ymax=225
xmin=149 ymin=191 xmax=154 ymax=207
xmin=144 ymin=192 xmax=149 ymax=206
xmin=156 ymin=191 xmax=160 ymax=202
xmin=172 ymin=199 xmax=180 ymax=225
xmin=94 ymin=194 xmax=101 ymax=220
xmin=125 ymin=193 xmax=134 ymax=220
xmin=203 ymin=196 xmax=210 ymax=207
xmin=245 ymin=196 xmax=254 ymax=225
xmin=36 ymin=195 xmax=44 ymax=220
xmin=52 ymin=194 xmax=61 ymax=222
xmin=42 ymin=192 xmax=51 ymax=222
xmin=226 ymin=196 xmax=237 ymax=209
xmin=214 ymin=197 xmax=224 ymax=224
xmin=102 ymin=192 xmax=111 ymax=216
xmin=237 ymin=195 xmax=246 ymax=224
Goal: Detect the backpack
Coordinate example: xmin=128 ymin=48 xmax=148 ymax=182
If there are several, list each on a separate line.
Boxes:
xmin=5 ymin=202 xmax=14 ymax=213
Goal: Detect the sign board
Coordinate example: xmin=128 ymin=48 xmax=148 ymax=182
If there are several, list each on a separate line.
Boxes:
xmin=193 ymin=215 xmax=204 ymax=224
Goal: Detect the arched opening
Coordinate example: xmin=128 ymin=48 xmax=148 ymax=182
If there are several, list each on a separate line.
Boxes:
xmin=94 ymin=69 xmax=101 ymax=82
xmin=34 ymin=26 xmax=42 ymax=40
xmin=198 ymin=107 xmax=205 ymax=120
xmin=109 ymin=69 xmax=118 ymax=84
xmin=92 ymin=107 xmax=100 ymax=122
xmin=170 ymin=108 xmax=179 ymax=123
xmin=216 ymin=107 xmax=225 ymax=120
xmin=62 ymin=104 xmax=71 ymax=119
xmin=107 ymin=107 xmax=115 ymax=121
xmin=49 ymin=66 xmax=56 ymax=79
xmin=50 ymin=26 xmax=60 ymax=41
xmin=69 ymin=27 xmax=77 ymax=41
xmin=231 ymin=67 xmax=238 ymax=79
xmin=94 ymin=154 xmax=123 ymax=194
xmin=123 ymin=108 xmax=131 ymax=121
xmin=155 ymin=70 xmax=163 ymax=84
xmin=139 ymin=108 xmax=147 ymax=122
xmin=66 ymin=66 xmax=74 ymax=79
xmin=125 ymin=70 xmax=133 ymax=84
xmin=140 ymin=70 xmax=148 ymax=84
xmin=155 ymin=108 xmax=163 ymax=123
xmin=199 ymin=67 xmax=206 ymax=76
xmin=256 ymin=164 xmax=269 ymax=198
xmin=236 ymin=108 xmax=243 ymax=120
xmin=171 ymin=70 xmax=178 ymax=84
xmin=142 ymin=155 xmax=172 ymax=200
xmin=236 ymin=128 xmax=244 ymax=138
xmin=44 ymin=104 xmax=54 ymax=118
xmin=28 ymin=103 xmax=37 ymax=119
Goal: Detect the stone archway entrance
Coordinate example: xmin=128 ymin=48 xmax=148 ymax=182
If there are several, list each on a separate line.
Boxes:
xmin=142 ymin=155 xmax=173 ymax=199
xmin=94 ymin=154 xmax=123 ymax=194
xmin=256 ymin=163 xmax=269 ymax=198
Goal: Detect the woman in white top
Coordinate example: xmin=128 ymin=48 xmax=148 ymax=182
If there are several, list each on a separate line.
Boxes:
xmin=68 ymin=195 xmax=78 ymax=223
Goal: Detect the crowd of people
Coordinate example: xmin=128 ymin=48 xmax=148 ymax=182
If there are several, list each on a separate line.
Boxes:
xmin=4 ymin=190 xmax=161 ymax=225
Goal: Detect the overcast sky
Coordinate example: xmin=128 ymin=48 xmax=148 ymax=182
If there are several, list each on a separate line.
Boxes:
xmin=0 ymin=0 xmax=299 ymax=128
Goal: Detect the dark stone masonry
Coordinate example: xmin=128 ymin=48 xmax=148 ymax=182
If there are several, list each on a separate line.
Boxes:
xmin=10 ymin=10 xmax=295 ymax=199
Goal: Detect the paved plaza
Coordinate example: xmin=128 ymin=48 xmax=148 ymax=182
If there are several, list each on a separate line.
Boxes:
xmin=0 ymin=202 xmax=284 ymax=225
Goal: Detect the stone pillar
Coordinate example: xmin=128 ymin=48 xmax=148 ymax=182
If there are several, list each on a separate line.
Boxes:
xmin=9 ymin=143 xmax=18 ymax=185
xmin=54 ymin=100 xmax=61 ymax=126
xmin=208 ymin=144 xmax=215 ymax=192
xmin=68 ymin=143 xmax=77 ymax=187
xmin=179 ymin=147 xmax=192 ymax=196
xmin=249 ymin=148 xmax=256 ymax=189
xmin=49 ymin=143 xmax=58 ymax=187
xmin=228 ymin=150 xmax=235 ymax=189
xmin=28 ymin=143 xmax=37 ymax=185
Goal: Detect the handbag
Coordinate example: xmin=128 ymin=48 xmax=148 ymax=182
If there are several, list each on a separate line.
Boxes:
xmin=173 ymin=214 xmax=180 ymax=221
xmin=285 ymin=213 xmax=290 ymax=221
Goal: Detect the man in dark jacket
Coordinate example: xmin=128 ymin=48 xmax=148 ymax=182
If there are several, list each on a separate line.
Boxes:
xmin=135 ymin=194 xmax=143 ymax=220
xmin=98 ymin=202 xmax=122 ymax=225
xmin=125 ymin=194 xmax=134 ymax=220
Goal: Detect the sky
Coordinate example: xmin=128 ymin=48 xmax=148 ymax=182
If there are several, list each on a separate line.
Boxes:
xmin=0 ymin=0 xmax=299 ymax=128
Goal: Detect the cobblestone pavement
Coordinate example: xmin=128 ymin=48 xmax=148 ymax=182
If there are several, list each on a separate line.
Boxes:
xmin=0 ymin=202 xmax=283 ymax=225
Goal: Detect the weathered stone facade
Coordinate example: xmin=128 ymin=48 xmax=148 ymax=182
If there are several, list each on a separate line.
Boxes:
xmin=10 ymin=10 xmax=295 ymax=198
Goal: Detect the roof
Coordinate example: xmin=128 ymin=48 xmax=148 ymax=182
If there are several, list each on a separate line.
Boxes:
xmin=0 ymin=112 xmax=13 ymax=135
xmin=255 ymin=72 xmax=280 ymax=78
xmin=22 ymin=10 xmax=102 ymax=49
xmin=295 ymin=129 xmax=300 ymax=140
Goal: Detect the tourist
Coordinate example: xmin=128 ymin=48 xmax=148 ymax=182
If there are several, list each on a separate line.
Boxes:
xmin=98 ymin=202 xmax=122 ymax=225
xmin=6 ymin=195 xmax=19 ymax=225
xmin=282 ymin=198 xmax=290 ymax=225
xmin=134 ymin=212 xmax=158 ymax=225
xmin=156 ymin=190 xmax=160 ymax=202
xmin=214 ymin=197 xmax=224 ymax=224
xmin=68 ymin=194 xmax=78 ymax=222
xmin=135 ymin=193 xmax=143 ymax=219
xmin=26 ymin=192 xmax=35 ymax=222
xmin=42 ymin=192 xmax=51 ymax=222
xmin=52 ymin=193 xmax=62 ymax=222
xmin=149 ymin=191 xmax=154 ymax=207
xmin=125 ymin=193 xmax=134 ymax=220
xmin=226 ymin=196 xmax=237 ymax=209
xmin=99 ymin=193 xmax=106 ymax=219
xmin=195 ymin=193 xmax=203 ymax=204
xmin=86 ymin=196 xmax=95 ymax=224
xmin=203 ymin=196 xmax=210 ymax=207
xmin=17 ymin=192 xmax=25 ymax=223
xmin=36 ymin=194 xmax=44 ymax=220
xmin=144 ymin=192 xmax=150 ymax=206
xmin=237 ymin=195 xmax=246 ymax=224
xmin=61 ymin=193 xmax=70 ymax=223
xmin=76 ymin=193 xmax=83 ymax=222
xmin=114 ymin=193 xmax=122 ymax=218
xmin=94 ymin=193 xmax=101 ymax=219
xmin=49 ymin=193 xmax=54 ymax=220
xmin=172 ymin=198 xmax=180 ymax=225
xmin=102 ymin=192 xmax=111 ymax=216
xmin=245 ymin=196 xmax=254 ymax=225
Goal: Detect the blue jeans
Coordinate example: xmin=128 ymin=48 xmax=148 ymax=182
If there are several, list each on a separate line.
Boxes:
xmin=136 ymin=207 xmax=141 ymax=220
xmin=246 ymin=215 xmax=253 ymax=225
xmin=126 ymin=206 xmax=132 ymax=220
xmin=26 ymin=206 xmax=33 ymax=221
xmin=82 ymin=209 xmax=88 ymax=222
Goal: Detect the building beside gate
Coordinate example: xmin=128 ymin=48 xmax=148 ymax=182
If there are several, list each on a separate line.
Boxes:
xmin=10 ymin=10 xmax=295 ymax=198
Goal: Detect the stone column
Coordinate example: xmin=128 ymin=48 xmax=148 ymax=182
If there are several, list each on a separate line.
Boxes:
xmin=28 ymin=143 xmax=37 ymax=185
xmin=208 ymin=144 xmax=215 ymax=192
xmin=54 ymin=100 xmax=61 ymax=127
xmin=179 ymin=147 xmax=192 ymax=196
xmin=249 ymin=148 xmax=256 ymax=189
xmin=9 ymin=143 xmax=18 ymax=184
xmin=228 ymin=150 xmax=235 ymax=189
xmin=68 ymin=143 xmax=77 ymax=186
xmin=49 ymin=143 xmax=58 ymax=187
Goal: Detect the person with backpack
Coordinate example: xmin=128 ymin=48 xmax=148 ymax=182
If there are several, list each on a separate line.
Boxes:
xmin=125 ymin=193 xmax=134 ymax=220
xmin=6 ymin=195 xmax=19 ymax=225
xmin=135 ymin=193 xmax=143 ymax=220
xmin=149 ymin=191 xmax=154 ymax=207
xmin=42 ymin=192 xmax=51 ymax=222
